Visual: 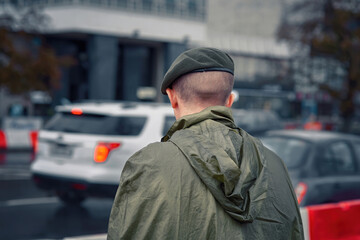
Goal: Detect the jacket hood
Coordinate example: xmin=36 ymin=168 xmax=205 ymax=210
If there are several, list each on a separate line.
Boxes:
xmin=163 ymin=106 xmax=268 ymax=222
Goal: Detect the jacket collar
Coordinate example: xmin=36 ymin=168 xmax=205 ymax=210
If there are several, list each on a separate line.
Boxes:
xmin=162 ymin=106 xmax=236 ymax=142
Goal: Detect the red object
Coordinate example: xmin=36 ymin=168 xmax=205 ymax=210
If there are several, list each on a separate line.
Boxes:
xmin=71 ymin=183 xmax=87 ymax=190
xmin=284 ymin=122 xmax=300 ymax=130
xmin=307 ymin=200 xmax=360 ymax=240
xmin=0 ymin=130 xmax=7 ymax=149
xmin=30 ymin=131 xmax=38 ymax=153
xmin=295 ymin=182 xmax=307 ymax=204
xmin=71 ymin=108 xmax=83 ymax=115
xmin=304 ymin=121 xmax=322 ymax=131
xmin=94 ymin=142 xmax=121 ymax=163
xmin=324 ymin=123 xmax=335 ymax=131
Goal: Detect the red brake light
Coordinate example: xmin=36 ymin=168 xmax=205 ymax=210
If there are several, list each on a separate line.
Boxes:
xmin=30 ymin=131 xmax=38 ymax=153
xmin=71 ymin=108 xmax=83 ymax=115
xmin=295 ymin=182 xmax=307 ymax=204
xmin=72 ymin=183 xmax=87 ymax=190
xmin=94 ymin=142 xmax=121 ymax=163
xmin=0 ymin=130 xmax=7 ymax=149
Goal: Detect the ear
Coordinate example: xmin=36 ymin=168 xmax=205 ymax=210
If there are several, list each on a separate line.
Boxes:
xmin=166 ymin=88 xmax=178 ymax=109
xmin=225 ymin=93 xmax=235 ymax=108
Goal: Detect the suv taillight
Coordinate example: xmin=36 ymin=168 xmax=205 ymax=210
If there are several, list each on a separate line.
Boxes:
xmin=94 ymin=142 xmax=121 ymax=163
xmin=30 ymin=131 xmax=38 ymax=153
xmin=295 ymin=182 xmax=307 ymax=204
xmin=71 ymin=108 xmax=83 ymax=115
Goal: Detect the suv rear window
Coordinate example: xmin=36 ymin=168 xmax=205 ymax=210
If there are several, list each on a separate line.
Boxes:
xmin=261 ymin=136 xmax=309 ymax=169
xmin=44 ymin=112 xmax=146 ymax=136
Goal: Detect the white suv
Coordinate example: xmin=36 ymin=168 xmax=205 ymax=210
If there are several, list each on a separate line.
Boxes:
xmin=31 ymin=102 xmax=175 ymax=204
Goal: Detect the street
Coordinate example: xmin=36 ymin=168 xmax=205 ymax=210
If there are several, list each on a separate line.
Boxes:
xmin=0 ymin=151 xmax=111 ymax=240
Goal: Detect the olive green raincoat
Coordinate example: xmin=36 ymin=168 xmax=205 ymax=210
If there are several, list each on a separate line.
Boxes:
xmin=107 ymin=106 xmax=304 ymax=240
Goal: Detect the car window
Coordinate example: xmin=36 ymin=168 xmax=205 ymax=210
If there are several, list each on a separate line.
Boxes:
xmin=233 ymin=110 xmax=281 ymax=133
xmin=255 ymin=113 xmax=265 ymax=128
xmin=265 ymin=112 xmax=281 ymax=128
xmin=233 ymin=113 xmax=256 ymax=131
xmin=318 ymin=141 xmax=356 ymax=176
xmin=44 ymin=112 xmax=147 ymax=136
xmin=354 ymin=142 xmax=360 ymax=162
xmin=162 ymin=116 xmax=176 ymax=136
xmin=260 ymin=137 xmax=309 ymax=169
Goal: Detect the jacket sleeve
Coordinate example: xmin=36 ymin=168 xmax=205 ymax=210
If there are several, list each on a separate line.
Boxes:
xmin=107 ymin=142 xmax=180 ymax=240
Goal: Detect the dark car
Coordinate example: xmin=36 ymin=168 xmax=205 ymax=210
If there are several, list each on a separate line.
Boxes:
xmin=260 ymin=130 xmax=360 ymax=207
xmin=232 ymin=109 xmax=283 ymax=136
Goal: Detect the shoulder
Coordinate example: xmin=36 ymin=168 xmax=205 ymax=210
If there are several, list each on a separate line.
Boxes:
xmin=130 ymin=141 xmax=180 ymax=161
xmin=118 ymin=141 xmax=193 ymax=197
xmin=124 ymin=141 xmax=185 ymax=172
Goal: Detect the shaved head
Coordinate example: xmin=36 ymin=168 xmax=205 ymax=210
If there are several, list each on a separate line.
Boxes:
xmin=172 ymin=71 xmax=234 ymax=107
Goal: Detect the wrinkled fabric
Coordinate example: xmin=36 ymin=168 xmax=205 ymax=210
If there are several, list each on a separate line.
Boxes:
xmin=107 ymin=106 xmax=304 ymax=240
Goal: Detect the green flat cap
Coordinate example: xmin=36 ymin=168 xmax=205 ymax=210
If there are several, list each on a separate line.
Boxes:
xmin=161 ymin=47 xmax=234 ymax=95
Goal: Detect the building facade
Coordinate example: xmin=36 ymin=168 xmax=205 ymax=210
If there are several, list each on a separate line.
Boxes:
xmin=0 ymin=0 xmax=206 ymax=108
xmin=2 ymin=0 xmax=337 ymax=121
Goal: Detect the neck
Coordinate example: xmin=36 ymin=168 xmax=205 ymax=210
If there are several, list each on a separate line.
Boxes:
xmin=176 ymin=103 xmax=223 ymax=119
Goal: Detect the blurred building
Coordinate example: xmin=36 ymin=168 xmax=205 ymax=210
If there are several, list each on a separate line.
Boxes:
xmin=1 ymin=0 xmax=206 ymax=106
xmin=204 ymin=0 xmax=338 ymax=120
xmin=203 ymin=0 xmax=297 ymax=118
xmin=1 ymin=0 xmax=338 ymax=120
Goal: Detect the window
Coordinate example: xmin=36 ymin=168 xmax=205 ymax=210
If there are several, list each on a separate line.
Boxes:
xmin=188 ymin=0 xmax=197 ymax=17
xmin=44 ymin=112 xmax=147 ymax=136
xmin=260 ymin=137 xmax=309 ymax=169
xmin=318 ymin=141 xmax=356 ymax=175
xmin=166 ymin=0 xmax=175 ymax=14
xmin=354 ymin=142 xmax=360 ymax=163
xmin=142 ymin=0 xmax=152 ymax=11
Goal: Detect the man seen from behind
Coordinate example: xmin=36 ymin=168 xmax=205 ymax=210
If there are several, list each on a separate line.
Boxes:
xmin=107 ymin=47 xmax=304 ymax=240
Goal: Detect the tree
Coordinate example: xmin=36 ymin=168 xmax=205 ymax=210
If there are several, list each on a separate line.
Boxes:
xmin=0 ymin=3 xmax=74 ymax=95
xmin=277 ymin=0 xmax=360 ymax=132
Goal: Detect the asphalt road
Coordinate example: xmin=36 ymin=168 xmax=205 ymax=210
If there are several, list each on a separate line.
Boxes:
xmin=0 ymin=151 xmax=111 ymax=240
